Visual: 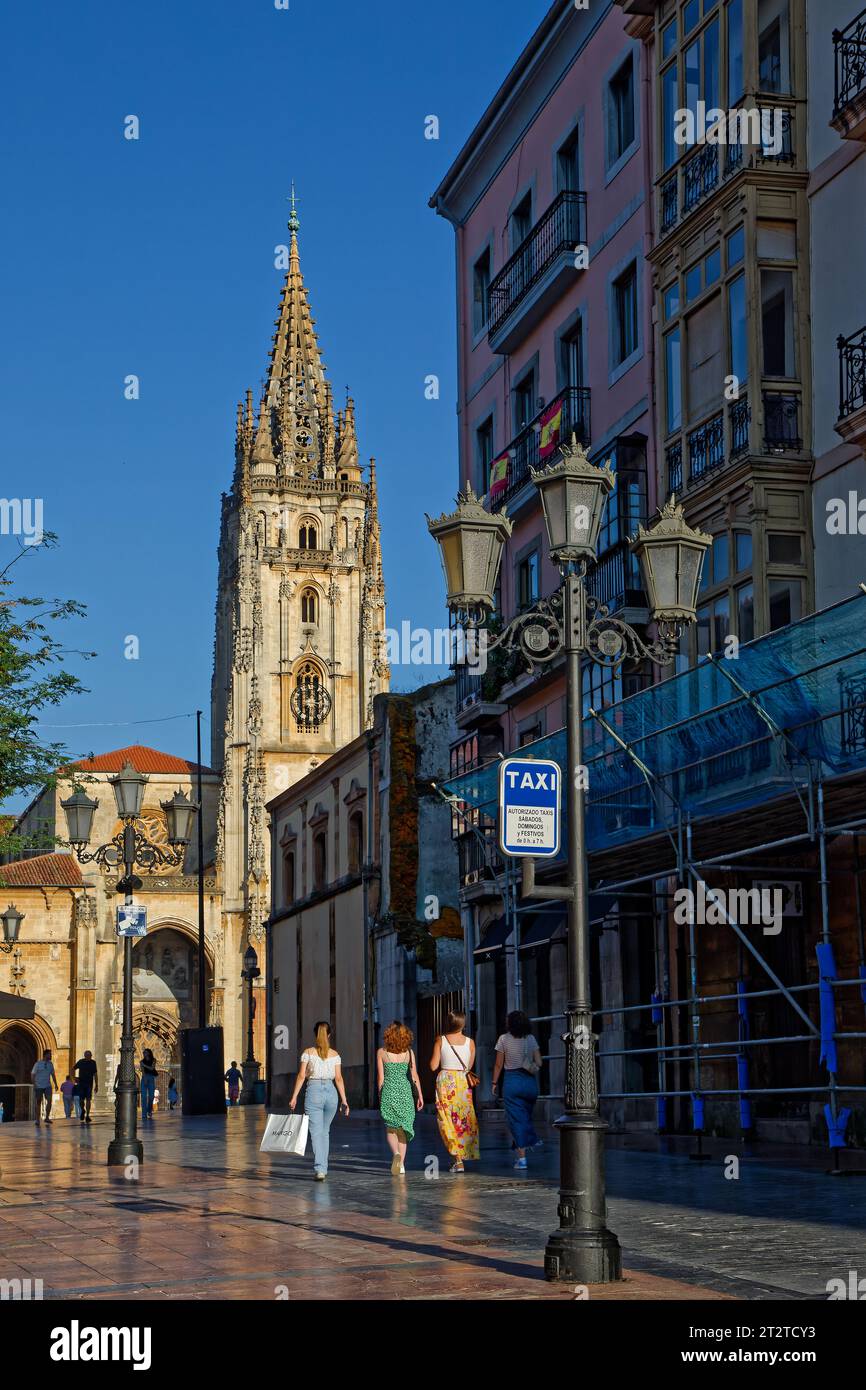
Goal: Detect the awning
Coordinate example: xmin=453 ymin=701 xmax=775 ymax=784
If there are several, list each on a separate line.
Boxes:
xmin=473 ymin=916 xmax=513 ymax=956
xmin=0 ymin=991 xmax=35 ymax=1021
xmin=518 ymin=910 xmax=566 ymax=950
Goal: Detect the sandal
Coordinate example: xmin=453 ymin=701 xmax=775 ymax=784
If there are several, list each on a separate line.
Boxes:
xmin=450 ymin=1162 xmax=465 ymax=1173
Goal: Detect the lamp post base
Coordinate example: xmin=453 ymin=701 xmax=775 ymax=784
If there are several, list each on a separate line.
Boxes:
xmin=107 ymin=1136 xmax=144 ymax=1168
xmin=241 ymin=1059 xmax=260 ymax=1104
xmin=544 ymin=1113 xmax=622 ymax=1285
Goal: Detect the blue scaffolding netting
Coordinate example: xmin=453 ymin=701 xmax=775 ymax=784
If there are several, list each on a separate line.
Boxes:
xmin=443 ymin=591 xmax=866 ymax=855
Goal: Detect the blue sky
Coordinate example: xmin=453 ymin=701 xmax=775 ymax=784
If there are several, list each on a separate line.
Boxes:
xmin=0 ymin=0 xmax=549 ymax=797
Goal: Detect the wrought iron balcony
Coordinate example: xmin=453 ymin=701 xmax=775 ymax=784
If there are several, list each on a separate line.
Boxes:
xmin=682 ymin=144 xmax=719 ymax=215
xmin=834 ymin=9 xmax=866 ymax=120
xmin=459 ymin=828 xmax=503 ymax=887
xmin=586 ymin=544 xmax=646 ymax=615
xmin=666 ymin=440 xmax=683 ymax=495
xmin=757 ymin=104 xmax=794 ymax=162
xmin=486 ymin=386 xmax=591 ymax=508
xmin=730 ymin=395 xmax=751 ymax=459
xmin=660 ymin=174 xmax=678 ymax=234
xmin=838 ymin=325 xmax=866 ymax=418
xmin=688 ymin=411 xmax=725 ymax=484
xmin=763 ymin=392 xmax=802 ymax=451
xmin=487 ymin=190 xmax=587 ymax=345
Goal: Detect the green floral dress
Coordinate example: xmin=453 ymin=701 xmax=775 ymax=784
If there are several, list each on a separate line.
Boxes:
xmin=380 ymin=1054 xmax=416 ymax=1140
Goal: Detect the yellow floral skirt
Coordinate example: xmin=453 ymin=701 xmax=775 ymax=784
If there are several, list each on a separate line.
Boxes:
xmin=435 ymin=1070 xmax=480 ymax=1161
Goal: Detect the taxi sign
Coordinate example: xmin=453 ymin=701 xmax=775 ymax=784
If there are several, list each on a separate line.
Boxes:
xmin=498 ymin=756 xmax=562 ymax=858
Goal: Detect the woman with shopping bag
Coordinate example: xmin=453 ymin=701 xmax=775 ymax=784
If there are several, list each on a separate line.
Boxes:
xmin=288 ymin=1022 xmax=349 ymax=1180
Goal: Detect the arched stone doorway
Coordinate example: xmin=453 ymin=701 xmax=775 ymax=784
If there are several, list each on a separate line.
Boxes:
xmin=131 ymin=926 xmax=213 ymax=1106
xmin=0 ymin=1024 xmax=38 ymax=1122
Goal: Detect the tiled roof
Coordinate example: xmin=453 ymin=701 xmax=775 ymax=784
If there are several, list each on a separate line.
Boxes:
xmin=70 ymin=745 xmax=214 ymax=775
xmin=0 ymin=854 xmax=83 ymax=887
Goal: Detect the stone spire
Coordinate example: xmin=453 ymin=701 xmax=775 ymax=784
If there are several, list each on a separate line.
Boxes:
xmin=260 ymin=190 xmax=329 ymax=480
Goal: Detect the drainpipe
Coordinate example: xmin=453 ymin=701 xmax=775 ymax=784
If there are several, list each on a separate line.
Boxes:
xmin=363 ymin=730 xmax=376 ymax=1107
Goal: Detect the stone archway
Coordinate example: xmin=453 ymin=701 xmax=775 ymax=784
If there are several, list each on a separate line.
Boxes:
xmin=131 ymin=926 xmax=214 ymax=1104
xmin=0 ymin=1023 xmax=38 ymax=1121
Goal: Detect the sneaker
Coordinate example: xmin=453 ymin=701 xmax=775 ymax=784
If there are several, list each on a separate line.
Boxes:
xmin=45 ymin=1118 xmax=52 ymax=1125
xmin=85 ymin=1116 xmax=92 ymax=1124
xmin=399 ymin=1164 xmax=405 ymax=1175
xmin=513 ymin=1157 xmax=528 ymax=1169
xmin=34 ymin=1120 xmax=40 ymax=1126
xmin=314 ymin=1172 xmax=326 ymax=1182
xmin=390 ymin=1154 xmax=402 ymax=1175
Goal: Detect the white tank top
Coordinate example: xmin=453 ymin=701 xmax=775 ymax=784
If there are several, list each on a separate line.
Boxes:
xmin=440 ymin=1036 xmax=471 ymax=1070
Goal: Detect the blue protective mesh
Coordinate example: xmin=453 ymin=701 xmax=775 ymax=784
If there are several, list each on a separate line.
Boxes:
xmin=443 ymin=593 xmax=866 ymax=854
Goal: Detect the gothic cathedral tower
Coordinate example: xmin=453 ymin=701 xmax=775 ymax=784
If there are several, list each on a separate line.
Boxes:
xmin=210 ymin=202 xmax=388 ymax=1060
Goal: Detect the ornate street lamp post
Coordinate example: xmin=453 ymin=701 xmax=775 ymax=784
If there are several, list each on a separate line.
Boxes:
xmin=61 ymin=762 xmax=198 ymax=1167
xmin=429 ymin=440 xmax=709 ymax=1284
xmin=241 ymin=945 xmax=261 ymax=1103
xmin=0 ymin=904 xmax=24 ymax=953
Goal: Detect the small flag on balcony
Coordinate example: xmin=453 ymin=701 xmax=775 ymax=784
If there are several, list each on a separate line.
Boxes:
xmin=489 ymin=452 xmax=509 ymax=502
xmin=539 ymin=398 xmax=564 ymax=458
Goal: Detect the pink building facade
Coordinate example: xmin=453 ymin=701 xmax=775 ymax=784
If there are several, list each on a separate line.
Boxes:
xmin=431 ymin=0 xmax=661 ymax=1105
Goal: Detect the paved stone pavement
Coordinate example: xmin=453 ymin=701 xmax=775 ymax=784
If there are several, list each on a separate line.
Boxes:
xmin=0 ymin=1107 xmax=863 ymax=1301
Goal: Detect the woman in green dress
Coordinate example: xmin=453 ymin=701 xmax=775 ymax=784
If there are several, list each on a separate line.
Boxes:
xmin=377 ymin=1020 xmax=423 ymax=1174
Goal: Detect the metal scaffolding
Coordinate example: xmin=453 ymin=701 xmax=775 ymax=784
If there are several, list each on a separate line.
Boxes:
xmin=444 ymin=591 xmax=866 ymax=1161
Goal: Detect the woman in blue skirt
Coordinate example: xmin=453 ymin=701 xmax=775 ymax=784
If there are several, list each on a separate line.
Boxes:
xmin=491 ymin=1010 xmax=542 ymax=1169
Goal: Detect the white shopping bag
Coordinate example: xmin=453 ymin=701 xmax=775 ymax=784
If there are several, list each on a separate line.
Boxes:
xmin=260 ymin=1112 xmax=309 ymax=1156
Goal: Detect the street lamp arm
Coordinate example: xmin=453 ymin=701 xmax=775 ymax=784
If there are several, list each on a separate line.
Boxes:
xmin=68 ymin=823 xmax=186 ymax=873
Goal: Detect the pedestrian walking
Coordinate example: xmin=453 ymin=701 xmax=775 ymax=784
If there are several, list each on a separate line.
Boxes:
xmin=429 ymin=1009 xmax=480 ymax=1173
xmin=139 ymin=1048 xmax=158 ymax=1119
xmin=377 ymin=1021 xmax=423 ymax=1175
xmin=491 ymin=1011 xmax=543 ymax=1169
xmin=31 ymin=1049 xmax=58 ymax=1125
xmin=60 ymin=1075 xmax=75 ymax=1119
xmin=73 ymin=1050 xmax=98 ymax=1124
xmin=168 ymin=1077 xmax=178 ymax=1110
xmin=224 ymin=1061 xmax=243 ymax=1105
xmin=287 ymin=1022 xmax=350 ymax=1181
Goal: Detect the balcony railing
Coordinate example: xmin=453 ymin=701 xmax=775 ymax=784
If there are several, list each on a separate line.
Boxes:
xmin=586 ymin=545 xmax=645 ymax=613
xmin=487 ymin=386 xmax=591 ymax=507
xmin=763 ymin=391 xmax=802 ymax=451
xmin=488 ymin=190 xmax=587 ymax=339
xmin=459 ymin=829 xmax=503 ymax=886
xmin=838 ymin=325 xmax=866 ymax=418
xmin=659 ymin=106 xmax=796 ymax=236
xmin=834 ymin=8 xmax=866 ymax=118
xmin=666 ymin=440 xmax=683 ymax=494
xmin=730 ymin=395 xmax=751 ymax=458
xmin=688 ymin=411 xmax=725 ymax=483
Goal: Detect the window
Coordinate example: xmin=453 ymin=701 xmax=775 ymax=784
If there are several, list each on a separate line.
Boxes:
xmin=476 ymin=416 xmax=494 ymax=494
xmin=685 ymin=264 xmax=702 ymax=304
xmin=473 ymin=248 xmax=491 ymax=335
xmin=662 ymin=19 xmax=677 ymax=61
xmin=348 ymin=811 xmax=364 ymax=875
xmin=516 ymin=549 xmax=540 ymax=610
xmin=686 ymin=295 xmax=723 ymax=421
xmin=768 ymin=532 xmax=802 ymax=564
xmin=727 ymin=0 xmax=744 ymax=103
xmin=662 ymin=61 xmax=679 ymax=170
xmin=561 ymin=322 xmax=584 ymax=388
xmin=511 ymin=193 xmax=532 ymax=250
xmin=283 ymin=849 xmax=295 ymax=903
xmin=728 ymin=273 xmax=748 ymax=384
xmin=665 ymin=329 xmax=682 ymax=433
xmin=768 ymin=577 xmax=802 ymax=630
xmin=705 ymin=248 xmax=721 ymax=286
xmin=298 ymin=521 xmax=318 ymax=550
xmin=736 ymin=582 xmax=755 ymax=642
xmin=313 ymin=831 xmax=327 ymax=892
xmin=735 ymin=530 xmax=753 ymax=571
xmin=697 ymin=593 xmax=730 ymax=657
xmin=300 ymin=588 xmax=318 ymax=625
xmin=609 ymin=57 xmax=635 ymax=165
xmin=663 ymin=283 xmax=680 ymax=321
xmin=519 ymin=720 xmax=544 ymax=748
xmin=703 ymin=17 xmax=720 ymax=111
xmin=294 ymin=661 xmax=328 ymax=733
xmin=726 ymin=226 xmax=745 ymax=267
xmin=758 ymin=0 xmax=790 ymax=94
xmin=761 ymin=269 xmax=795 ymax=376
xmin=684 ymin=0 xmax=700 ymax=35
xmin=699 ymin=534 xmax=730 ymax=593
xmin=557 ymin=129 xmax=580 ymax=193
xmin=613 ymin=263 xmax=638 ymax=365
xmin=513 ymin=372 xmax=536 ymax=431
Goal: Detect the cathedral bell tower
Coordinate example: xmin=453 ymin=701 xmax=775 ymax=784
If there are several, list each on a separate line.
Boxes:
xmin=210 ymin=196 xmax=388 ymax=1059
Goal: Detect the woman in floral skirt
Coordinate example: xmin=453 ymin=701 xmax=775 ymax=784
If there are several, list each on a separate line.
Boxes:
xmin=430 ymin=1009 xmax=480 ymax=1173
xmin=377 ymin=1020 xmax=424 ymax=1174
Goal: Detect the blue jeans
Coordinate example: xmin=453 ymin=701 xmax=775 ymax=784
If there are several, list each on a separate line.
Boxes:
xmin=502 ymin=1069 xmax=539 ymax=1150
xmin=140 ymin=1075 xmax=156 ymax=1118
xmin=305 ymin=1080 xmax=338 ymax=1174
